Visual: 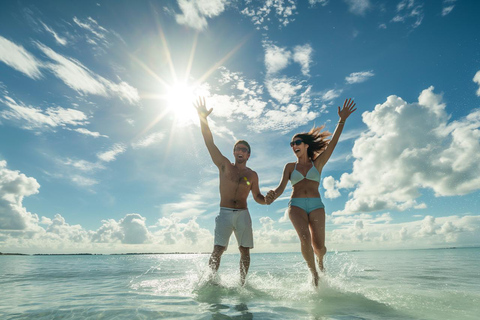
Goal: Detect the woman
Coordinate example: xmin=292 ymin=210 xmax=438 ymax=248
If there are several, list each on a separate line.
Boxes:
xmin=267 ymin=98 xmax=356 ymax=286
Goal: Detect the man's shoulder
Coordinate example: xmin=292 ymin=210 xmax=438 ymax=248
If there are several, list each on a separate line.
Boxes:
xmin=245 ymin=166 xmax=257 ymax=174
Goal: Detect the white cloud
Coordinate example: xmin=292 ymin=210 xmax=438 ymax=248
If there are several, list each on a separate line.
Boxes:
xmin=97 ymin=143 xmax=127 ymax=162
xmin=153 ymin=216 xmax=212 ymax=250
xmin=161 ymin=194 xmax=207 ymax=221
xmin=323 ymin=175 xmax=341 ymax=199
xmin=0 ymin=36 xmax=43 ymax=79
xmin=345 ymin=70 xmax=375 ymax=84
xmin=293 ymin=44 xmax=313 ymax=76
xmin=331 ymin=87 xmax=480 ymax=215
xmin=72 ymin=128 xmax=108 ymax=138
xmin=266 ymin=77 xmax=303 ymax=104
xmin=241 ymin=0 xmax=298 ymax=29
xmin=0 ymin=161 xmax=40 ymax=230
xmin=344 ymin=0 xmax=370 ymax=15
xmin=473 ymin=70 xmax=480 ymax=96
xmin=329 ymin=214 xmax=480 ymax=250
xmin=265 ymin=44 xmax=291 ymax=75
xmin=92 ymin=214 xmax=150 ymax=244
xmin=1 ymin=96 xmax=89 ymax=130
xmin=62 ymin=158 xmax=105 ymax=172
xmin=309 ymin=0 xmax=329 ymax=6
xmin=175 ymin=0 xmax=228 ymax=30
xmin=36 ymin=42 xmax=139 ymax=104
xmin=73 ymin=16 xmax=109 ymax=48
xmin=441 ymin=0 xmax=457 ymax=16
xmin=392 ymin=0 xmax=424 ymax=29
xmin=322 ymin=89 xmax=342 ymax=101
xmin=132 ymin=132 xmax=165 ymax=149
xmin=211 ymin=66 xmax=322 ymax=133
xmin=44 ymin=214 xmax=90 ymax=242
xmin=40 ymin=22 xmax=67 ymax=46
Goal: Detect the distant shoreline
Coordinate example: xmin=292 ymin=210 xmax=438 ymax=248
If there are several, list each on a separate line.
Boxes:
xmin=0 ymin=252 xmax=210 ymax=256
xmin=2 ymin=246 xmax=479 ymax=256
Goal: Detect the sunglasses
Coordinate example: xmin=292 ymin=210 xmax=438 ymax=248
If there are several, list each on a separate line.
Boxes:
xmin=234 ymin=147 xmax=249 ymax=153
xmin=290 ymin=140 xmax=303 ymax=147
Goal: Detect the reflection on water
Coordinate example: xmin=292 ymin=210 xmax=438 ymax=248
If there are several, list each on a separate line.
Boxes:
xmin=1 ymin=250 xmax=479 ymax=319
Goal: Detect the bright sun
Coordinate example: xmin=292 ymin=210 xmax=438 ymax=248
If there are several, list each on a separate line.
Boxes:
xmin=165 ymin=82 xmax=199 ymax=126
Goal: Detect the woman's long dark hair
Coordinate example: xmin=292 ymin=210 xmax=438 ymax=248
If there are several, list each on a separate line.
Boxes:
xmin=293 ymin=125 xmax=332 ymax=160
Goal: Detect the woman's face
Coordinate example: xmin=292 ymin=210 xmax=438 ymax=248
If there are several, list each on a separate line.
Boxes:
xmin=290 ymin=137 xmax=308 ymax=158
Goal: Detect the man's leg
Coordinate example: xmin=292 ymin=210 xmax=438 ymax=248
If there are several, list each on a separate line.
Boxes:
xmin=209 ymin=245 xmax=226 ymax=274
xmin=239 ymin=246 xmax=250 ymax=286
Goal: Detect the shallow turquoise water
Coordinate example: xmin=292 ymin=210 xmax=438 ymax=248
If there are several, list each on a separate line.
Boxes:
xmin=1 ymin=248 xmax=479 ymax=319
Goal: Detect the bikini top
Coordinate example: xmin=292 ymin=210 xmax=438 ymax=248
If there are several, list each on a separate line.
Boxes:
xmin=290 ymin=162 xmax=321 ymax=186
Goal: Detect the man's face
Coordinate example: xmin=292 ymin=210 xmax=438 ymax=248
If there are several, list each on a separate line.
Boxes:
xmin=234 ymin=143 xmax=250 ymax=163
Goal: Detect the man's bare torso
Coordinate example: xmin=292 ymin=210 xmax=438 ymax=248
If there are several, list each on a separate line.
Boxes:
xmin=219 ymin=162 xmax=256 ymax=209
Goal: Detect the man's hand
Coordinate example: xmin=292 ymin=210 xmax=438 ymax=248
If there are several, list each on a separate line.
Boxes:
xmin=265 ymin=190 xmax=276 ymax=205
xmin=193 ymin=96 xmax=212 ymax=119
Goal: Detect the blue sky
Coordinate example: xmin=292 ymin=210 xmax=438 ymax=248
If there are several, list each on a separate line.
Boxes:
xmin=1 ymin=0 xmax=479 ymax=254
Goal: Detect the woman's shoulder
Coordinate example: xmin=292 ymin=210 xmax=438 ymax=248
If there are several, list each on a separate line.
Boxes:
xmin=284 ymin=162 xmax=296 ymax=170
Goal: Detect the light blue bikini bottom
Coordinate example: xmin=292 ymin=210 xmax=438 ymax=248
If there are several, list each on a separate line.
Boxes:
xmin=288 ymin=197 xmax=325 ymax=215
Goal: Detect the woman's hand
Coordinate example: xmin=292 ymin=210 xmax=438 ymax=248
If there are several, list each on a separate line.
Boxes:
xmin=338 ymin=98 xmax=357 ymax=122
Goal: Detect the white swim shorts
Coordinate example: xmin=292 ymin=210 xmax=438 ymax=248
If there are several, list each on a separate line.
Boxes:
xmin=214 ymin=207 xmax=254 ymax=249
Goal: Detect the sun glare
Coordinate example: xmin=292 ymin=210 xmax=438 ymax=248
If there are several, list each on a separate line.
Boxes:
xmin=165 ymin=82 xmax=198 ymax=125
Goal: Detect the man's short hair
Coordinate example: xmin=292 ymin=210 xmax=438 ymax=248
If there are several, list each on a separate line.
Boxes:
xmin=234 ymin=140 xmax=251 ymax=154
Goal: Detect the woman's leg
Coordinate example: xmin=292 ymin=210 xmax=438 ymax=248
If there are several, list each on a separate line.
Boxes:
xmin=289 ymin=205 xmax=319 ymax=286
xmin=309 ymin=208 xmax=327 ymax=272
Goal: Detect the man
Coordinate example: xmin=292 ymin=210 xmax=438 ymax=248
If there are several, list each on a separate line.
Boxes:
xmin=193 ymin=97 xmax=271 ymax=286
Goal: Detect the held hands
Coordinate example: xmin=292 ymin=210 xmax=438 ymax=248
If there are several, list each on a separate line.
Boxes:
xmin=338 ymin=98 xmax=357 ymax=122
xmin=193 ymin=96 xmax=212 ymax=119
xmin=265 ymin=190 xmax=276 ymax=205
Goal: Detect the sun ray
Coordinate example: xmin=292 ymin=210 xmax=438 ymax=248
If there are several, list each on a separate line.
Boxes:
xmin=151 ymin=3 xmax=178 ymax=84
xmin=185 ymin=32 xmax=199 ymax=80
xmin=128 ymin=53 xmax=170 ymax=88
xmin=193 ymin=33 xmax=252 ymax=86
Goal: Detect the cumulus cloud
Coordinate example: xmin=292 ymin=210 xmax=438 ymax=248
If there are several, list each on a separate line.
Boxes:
xmin=251 ymin=86 xmax=319 ymax=132
xmin=293 ymin=44 xmax=313 ymax=76
xmin=344 ymin=0 xmax=370 ymax=16
xmin=36 ymin=42 xmax=139 ymax=104
xmin=0 ymin=36 xmax=43 ymax=79
xmin=254 ymin=216 xmax=298 ymax=252
xmin=0 ymin=96 xmax=89 ymax=130
xmin=329 ymin=87 xmax=480 ymax=215
xmin=152 ymin=216 xmax=212 ymax=250
xmin=345 ymin=70 xmax=375 ymax=84
xmin=329 ymin=214 xmax=480 ymax=249
xmin=97 ymin=143 xmax=127 ymax=162
xmin=266 ymin=77 xmax=303 ymax=104
xmin=265 ymin=43 xmax=313 ymax=76
xmin=265 ymin=44 xmax=291 ymax=75
xmin=0 ymin=161 xmax=40 ymax=230
xmin=175 ymin=0 xmax=228 ymax=30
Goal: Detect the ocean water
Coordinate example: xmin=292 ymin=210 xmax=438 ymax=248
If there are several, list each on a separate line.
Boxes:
xmin=1 ymin=248 xmax=479 ymax=319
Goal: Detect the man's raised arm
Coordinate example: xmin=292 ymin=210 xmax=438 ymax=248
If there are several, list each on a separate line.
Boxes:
xmin=193 ymin=97 xmax=228 ymax=168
